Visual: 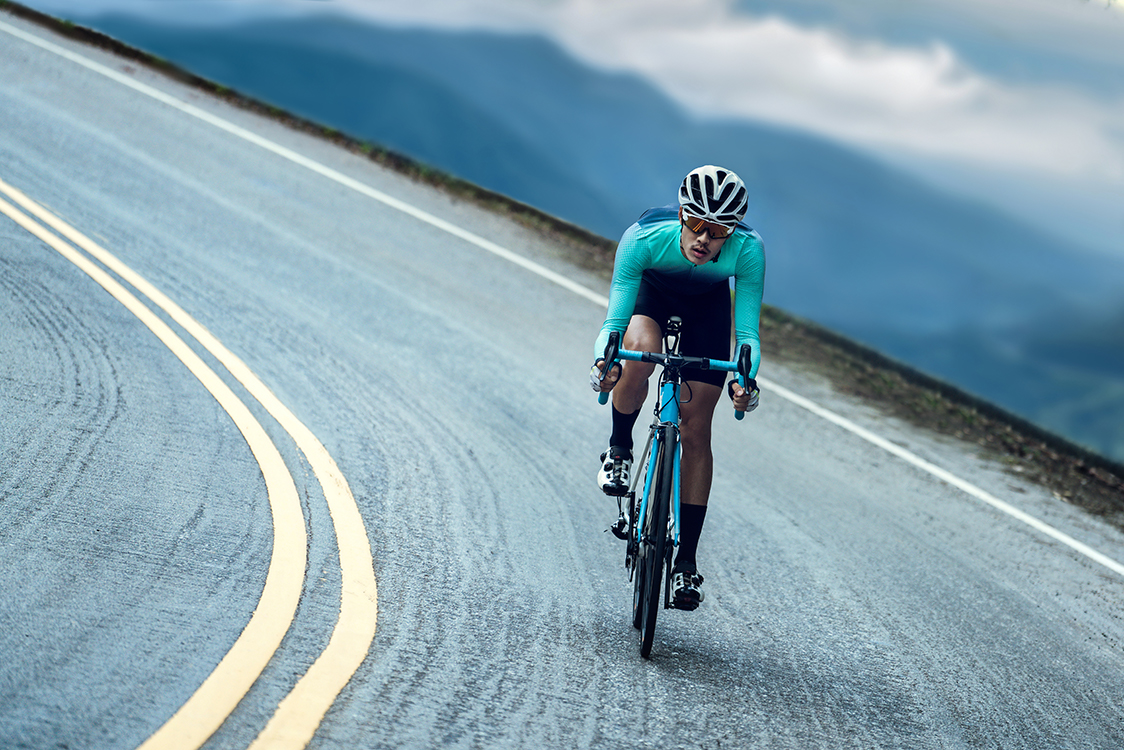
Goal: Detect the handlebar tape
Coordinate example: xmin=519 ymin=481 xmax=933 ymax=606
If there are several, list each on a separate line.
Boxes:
xmin=734 ymin=343 xmax=752 ymax=421
xmin=596 ymin=332 xmax=621 ymax=405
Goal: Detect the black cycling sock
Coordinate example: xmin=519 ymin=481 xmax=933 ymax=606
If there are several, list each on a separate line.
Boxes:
xmin=674 ymin=504 xmax=708 ymax=573
xmin=609 ymin=404 xmax=640 ymax=454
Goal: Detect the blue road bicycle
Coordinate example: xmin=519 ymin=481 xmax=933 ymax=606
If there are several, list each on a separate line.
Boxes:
xmin=596 ymin=316 xmax=754 ymax=658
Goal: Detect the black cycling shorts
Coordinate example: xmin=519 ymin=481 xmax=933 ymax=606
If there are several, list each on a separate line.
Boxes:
xmin=632 ymin=273 xmax=732 ymax=388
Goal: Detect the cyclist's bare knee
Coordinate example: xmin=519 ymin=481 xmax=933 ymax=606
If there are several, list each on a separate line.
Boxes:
xmin=679 ymin=416 xmax=713 ymax=457
xmin=679 ymin=382 xmax=721 ymax=444
xmin=613 ymin=315 xmax=661 ymax=413
xmin=623 ymin=314 xmax=661 ymax=352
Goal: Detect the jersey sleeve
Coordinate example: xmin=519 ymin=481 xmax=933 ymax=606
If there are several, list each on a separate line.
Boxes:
xmin=732 ymin=232 xmax=766 ymax=378
xmin=593 ymin=223 xmax=648 ymax=359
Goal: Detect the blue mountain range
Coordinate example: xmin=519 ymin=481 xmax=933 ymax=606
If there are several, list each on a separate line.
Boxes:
xmin=78 ymin=13 xmax=1124 ymax=459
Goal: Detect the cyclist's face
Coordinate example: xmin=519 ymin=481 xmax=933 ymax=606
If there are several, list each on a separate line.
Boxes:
xmin=679 ymin=222 xmax=726 ymax=265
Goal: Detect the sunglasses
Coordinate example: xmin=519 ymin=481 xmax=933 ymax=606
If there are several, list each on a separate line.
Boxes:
xmin=680 ymin=210 xmax=733 ymax=239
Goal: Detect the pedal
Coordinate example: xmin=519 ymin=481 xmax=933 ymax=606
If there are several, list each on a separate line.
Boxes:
xmin=609 ymin=511 xmax=628 ymax=540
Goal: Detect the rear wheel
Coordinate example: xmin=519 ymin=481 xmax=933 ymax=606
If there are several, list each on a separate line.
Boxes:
xmin=638 ymin=429 xmax=674 ymax=658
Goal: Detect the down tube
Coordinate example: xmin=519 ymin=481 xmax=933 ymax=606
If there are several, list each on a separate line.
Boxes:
xmin=657 ymin=381 xmax=681 ymax=546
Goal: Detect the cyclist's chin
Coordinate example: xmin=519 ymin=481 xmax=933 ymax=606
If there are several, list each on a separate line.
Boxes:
xmin=687 ymin=246 xmax=714 ymax=264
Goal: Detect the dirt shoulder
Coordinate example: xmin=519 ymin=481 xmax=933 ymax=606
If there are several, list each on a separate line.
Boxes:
xmin=10 ymin=1 xmax=1124 ymax=530
xmin=759 ymin=306 xmax=1124 ymax=531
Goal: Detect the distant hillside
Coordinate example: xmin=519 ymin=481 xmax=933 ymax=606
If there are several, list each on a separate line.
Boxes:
xmin=82 ymin=13 xmax=1124 ymax=459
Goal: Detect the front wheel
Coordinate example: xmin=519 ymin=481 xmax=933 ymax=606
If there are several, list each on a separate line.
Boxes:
xmin=638 ymin=428 xmax=673 ymax=658
xmin=631 ymin=553 xmax=645 ymax=630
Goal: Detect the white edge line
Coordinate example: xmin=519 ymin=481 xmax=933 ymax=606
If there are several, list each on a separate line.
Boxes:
xmin=0 ymin=17 xmax=610 ymax=309
xmin=758 ymin=377 xmax=1124 ymax=578
xmin=4 ymin=16 xmax=1120 ymax=582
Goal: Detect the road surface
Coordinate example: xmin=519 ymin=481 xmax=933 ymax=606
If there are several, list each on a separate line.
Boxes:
xmin=2 ymin=11 xmax=1123 ymax=749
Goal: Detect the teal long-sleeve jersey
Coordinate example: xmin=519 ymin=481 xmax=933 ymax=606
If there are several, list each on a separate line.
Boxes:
xmin=594 ymin=206 xmax=766 ymax=378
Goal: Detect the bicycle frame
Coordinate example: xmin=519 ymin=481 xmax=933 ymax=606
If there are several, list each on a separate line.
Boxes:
xmin=597 ymin=322 xmax=755 ymax=656
xmin=635 ymin=370 xmax=684 ymax=552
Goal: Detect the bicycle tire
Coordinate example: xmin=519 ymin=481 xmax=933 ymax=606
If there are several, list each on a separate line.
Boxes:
xmin=631 ymin=554 xmax=645 ymax=630
xmin=631 ymin=482 xmax=647 ymax=629
xmin=638 ymin=427 xmax=674 ymax=658
xmin=632 ymin=444 xmax=656 ymax=630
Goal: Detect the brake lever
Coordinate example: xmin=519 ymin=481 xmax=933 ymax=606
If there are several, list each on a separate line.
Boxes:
xmin=595 ymin=332 xmax=621 ymax=404
xmin=734 ymin=343 xmax=753 ymax=420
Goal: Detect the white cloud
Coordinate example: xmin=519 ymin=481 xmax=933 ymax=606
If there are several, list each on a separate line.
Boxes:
xmin=284 ymin=0 xmax=1124 ymax=184
xmin=32 ymin=0 xmax=1124 ymax=182
xmin=28 ymin=0 xmax=1124 ymax=249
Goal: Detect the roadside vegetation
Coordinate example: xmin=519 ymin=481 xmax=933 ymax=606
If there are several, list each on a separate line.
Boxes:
xmin=759 ymin=306 xmax=1124 ymax=530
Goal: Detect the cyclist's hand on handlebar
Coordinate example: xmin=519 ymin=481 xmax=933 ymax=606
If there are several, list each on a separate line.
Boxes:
xmin=729 ymin=381 xmax=760 ymax=412
xmin=590 ymin=358 xmax=621 ymax=393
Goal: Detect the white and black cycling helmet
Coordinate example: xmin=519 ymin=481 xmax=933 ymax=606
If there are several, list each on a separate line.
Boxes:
xmin=678 ymin=165 xmax=748 ymax=228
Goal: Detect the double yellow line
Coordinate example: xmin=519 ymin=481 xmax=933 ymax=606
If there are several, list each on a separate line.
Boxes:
xmin=0 ymin=176 xmax=378 ymax=749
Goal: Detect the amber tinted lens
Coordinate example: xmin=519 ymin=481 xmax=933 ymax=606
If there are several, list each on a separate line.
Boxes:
xmin=682 ymin=213 xmax=732 ymax=238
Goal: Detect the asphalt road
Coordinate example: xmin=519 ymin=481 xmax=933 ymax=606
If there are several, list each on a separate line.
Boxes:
xmin=2 ymin=12 xmax=1124 ymax=750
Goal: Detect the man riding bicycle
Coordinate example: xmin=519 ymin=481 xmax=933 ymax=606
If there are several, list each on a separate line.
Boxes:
xmin=591 ymin=165 xmax=765 ymax=611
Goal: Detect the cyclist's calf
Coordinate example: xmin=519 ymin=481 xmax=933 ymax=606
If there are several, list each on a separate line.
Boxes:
xmin=678 ymin=381 xmax=722 ymax=506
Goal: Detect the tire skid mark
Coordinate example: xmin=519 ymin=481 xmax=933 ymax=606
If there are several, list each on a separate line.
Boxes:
xmin=342 ymin=380 xmax=605 ymax=748
xmin=0 ymin=248 xmax=122 ymax=515
xmin=1 ymin=230 xmax=270 ymax=729
xmin=0 ymin=186 xmax=308 ymax=749
xmin=9 ymin=13 xmax=1118 ymax=586
xmin=0 ymin=174 xmax=377 ymax=750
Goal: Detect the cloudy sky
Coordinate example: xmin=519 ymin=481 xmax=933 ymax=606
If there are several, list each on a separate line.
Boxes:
xmin=22 ymin=0 xmax=1124 ymax=255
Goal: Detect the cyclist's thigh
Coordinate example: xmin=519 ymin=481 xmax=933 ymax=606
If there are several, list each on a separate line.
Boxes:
xmin=631 ymin=274 xmax=672 ymax=338
xmin=623 ymin=314 xmax=662 ymax=351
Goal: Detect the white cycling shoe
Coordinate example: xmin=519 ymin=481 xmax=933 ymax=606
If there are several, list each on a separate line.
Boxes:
xmin=671 ymin=568 xmax=705 ymax=610
xmin=597 ymin=445 xmax=632 ymax=496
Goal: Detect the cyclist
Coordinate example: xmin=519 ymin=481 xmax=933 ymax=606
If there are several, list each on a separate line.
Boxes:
xmin=590 ymin=165 xmax=765 ymax=610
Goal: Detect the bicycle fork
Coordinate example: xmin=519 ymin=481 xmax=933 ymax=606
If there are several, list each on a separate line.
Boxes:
xmin=632 ymin=415 xmax=682 ymax=595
